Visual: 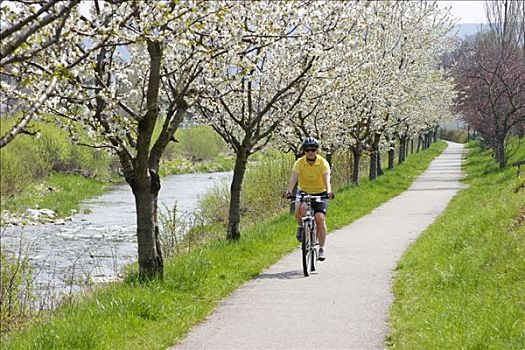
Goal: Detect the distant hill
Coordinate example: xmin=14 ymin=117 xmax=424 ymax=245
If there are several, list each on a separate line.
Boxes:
xmin=449 ymin=23 xmax=485 ymax=39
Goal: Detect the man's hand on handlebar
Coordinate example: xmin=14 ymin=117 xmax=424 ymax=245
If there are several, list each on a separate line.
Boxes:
xmin=327 ymin=192 xmax=335 ymax=200
xmin=282 ymin=191 xmax=292 ymax=199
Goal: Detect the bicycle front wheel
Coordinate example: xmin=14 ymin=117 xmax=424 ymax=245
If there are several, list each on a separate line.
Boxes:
xmin=310 ymin=224 xmax=318 ymax=272
xmin=302 ymin=223 xmax=313 ymax=276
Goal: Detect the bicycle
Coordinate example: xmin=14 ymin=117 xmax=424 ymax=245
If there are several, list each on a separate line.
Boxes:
xmin=289 ymin=193 xmax=330 ymax=277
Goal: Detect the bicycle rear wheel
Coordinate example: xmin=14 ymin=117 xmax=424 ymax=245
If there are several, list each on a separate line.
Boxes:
xmin=302 ymin=223 xmax=313 ymax=276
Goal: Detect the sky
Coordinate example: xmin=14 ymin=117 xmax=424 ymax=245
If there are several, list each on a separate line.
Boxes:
xmin=436 ymin=1 xmax=489 ymax=24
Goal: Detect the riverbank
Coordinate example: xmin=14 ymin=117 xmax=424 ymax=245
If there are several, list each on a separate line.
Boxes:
xmin=1 ymin=142 xmax=447 ymax=349
xmin=0 ymin=156 xmax=235 ymax=227
xmin=0 ymin=120 xmax=233 ymax=226
xmin=1 ymin=173 xmax=113 ymax=226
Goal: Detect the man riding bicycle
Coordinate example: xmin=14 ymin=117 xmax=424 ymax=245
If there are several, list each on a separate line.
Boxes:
xmin=283 ymin=137 xmax=333 ymax=261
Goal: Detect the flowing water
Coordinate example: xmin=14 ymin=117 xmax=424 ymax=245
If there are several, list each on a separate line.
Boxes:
xmin=1 ymin=172 xmax=231 ymax=301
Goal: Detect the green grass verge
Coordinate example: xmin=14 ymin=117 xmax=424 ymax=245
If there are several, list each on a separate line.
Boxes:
xmin=1 ymin=142 xmax=446 ymax=349
xmin=388 ymin=141 xmax=525 ymax=349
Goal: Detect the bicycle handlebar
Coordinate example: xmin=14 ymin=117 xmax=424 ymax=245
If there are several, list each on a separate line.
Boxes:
xmin=285 ymin=193 xmax=334 ymax=201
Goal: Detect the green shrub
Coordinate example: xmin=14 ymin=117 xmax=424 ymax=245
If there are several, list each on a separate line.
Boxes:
xmin=196 ymin=177 xmax=232 ymax=226
xmin=240 ymin=150 xmax=294 ymax=220
xmin=0 ymin=147 xmax=36 ymax=195
xmin=164 ymin=126 xmax=228 ymax=161
xmin=440 ymin=129 xmax=468 ymax=143
xmin=330 ymin=150 xmax=386 ymax=188
xmin=37 ymin=123 xmax=73 ymax=173
xmin=0 ymin=116 xmax=111 ymax=197
xmin=196 ymin=150 xmax=293 ymax=228
xmin=0 ymin=132 xmax=49 ymax=195
xmin=66 ymin=141 xmax=111 ymax=177
xmin=159 ymin=124 xmax=234 ymax=176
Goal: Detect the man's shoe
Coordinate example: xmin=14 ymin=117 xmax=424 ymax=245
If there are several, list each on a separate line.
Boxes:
xmin=318 ymin=247 xmax=326 ymax=261
xmin=296 ymin=227 xmax=303 ymax=242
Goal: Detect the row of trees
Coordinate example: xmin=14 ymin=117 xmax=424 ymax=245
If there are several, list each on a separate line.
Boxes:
xmin=453 ymin=0 xmax=525 ymax=168
xmin=1 ymin=1 xmax=456 ymax=279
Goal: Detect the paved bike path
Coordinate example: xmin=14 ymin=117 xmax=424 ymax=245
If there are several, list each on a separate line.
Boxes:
xmin=170 ymin=142 xmax=465 ymax=350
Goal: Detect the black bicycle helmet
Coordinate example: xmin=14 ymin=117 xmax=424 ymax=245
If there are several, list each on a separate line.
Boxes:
xmin=301 ymin=137 xmax=319 ymax=150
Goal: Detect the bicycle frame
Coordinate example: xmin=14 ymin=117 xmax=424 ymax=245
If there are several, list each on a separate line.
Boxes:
xmin=295 ymin=194 xmax=327 ymax=276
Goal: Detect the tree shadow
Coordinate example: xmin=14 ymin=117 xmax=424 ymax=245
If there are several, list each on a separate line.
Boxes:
xmin=255 ymin=270 xmax=304 ymax=280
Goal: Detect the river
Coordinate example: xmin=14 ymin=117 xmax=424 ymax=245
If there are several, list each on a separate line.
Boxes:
xmin=0 ymin=171 xmax=231 ymax=303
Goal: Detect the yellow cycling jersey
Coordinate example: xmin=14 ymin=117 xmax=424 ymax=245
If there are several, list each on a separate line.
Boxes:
xmin=292 ymin=155 xmax=330 ymax=194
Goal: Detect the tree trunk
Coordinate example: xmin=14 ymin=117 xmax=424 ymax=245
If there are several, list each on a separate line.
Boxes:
xmin=369 ymin=134 xmax=381 ymax=181
xmin=398 ymin=137 xmax=406 ymax=164
xmin=348 ymin=151 xmax=353 ymax=185
xmin=377 ymin=151 xmax=384 ymax=176
xmin=326 ymin=152 xmax=332 ymax=168
xmin=388 ymin=143 xmax=395 ymax=170
xmin=495 ymin=138 xmax=506 ymax=168
xmin=352 ymin=148 xmax=362 ymax=185
xmin=133 ymin=171 xmax=163 ymax=280
xmin=227 ymin=147 xmax=250 ymax=240
xmin=411 ymin=139 xmax=414 ymax=154
xmin=369 ymin=149 xmax=378 ymax=180
xmin=133 ymin=39 xmax=164 ymax=279
xmin=417 ymin=135 xmax=422 ymax=152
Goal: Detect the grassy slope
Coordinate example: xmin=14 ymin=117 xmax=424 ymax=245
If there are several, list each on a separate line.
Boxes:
xmin=1 ymin=174 xmax=112 ymax=218
xmin=388 ymin=141 xmax=525 ymax=349
xmin=1 ymin=142 xmax=446 ymax=350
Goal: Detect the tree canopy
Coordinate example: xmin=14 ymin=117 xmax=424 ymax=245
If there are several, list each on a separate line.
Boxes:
xmin=1 ymin=0 xmax=459 ymax=277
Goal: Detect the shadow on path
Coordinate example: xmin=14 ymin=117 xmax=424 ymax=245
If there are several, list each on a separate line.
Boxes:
xmin=255 ymin=270 xmax=304 ymax=280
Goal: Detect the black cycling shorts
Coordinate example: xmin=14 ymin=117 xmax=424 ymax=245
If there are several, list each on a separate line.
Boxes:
xmin=296 ymin=191 xmax=328 ymax=215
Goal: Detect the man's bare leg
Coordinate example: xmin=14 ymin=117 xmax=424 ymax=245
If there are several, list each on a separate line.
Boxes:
xmin=315 ymin=213 xmax=327 ymax=247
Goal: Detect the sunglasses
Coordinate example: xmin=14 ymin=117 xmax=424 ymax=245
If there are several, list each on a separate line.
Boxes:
xmin=305 ymin=148 xmax=317 ymax=153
